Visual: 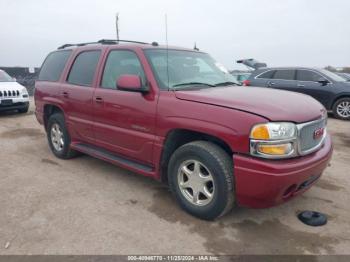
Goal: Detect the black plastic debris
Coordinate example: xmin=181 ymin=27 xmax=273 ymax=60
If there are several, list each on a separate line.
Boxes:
xmin=298 ymin=211 xmax=327 ymax=226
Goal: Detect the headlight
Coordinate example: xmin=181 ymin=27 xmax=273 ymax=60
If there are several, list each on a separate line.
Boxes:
xmin=21 ymin=88 xmax=29 ymax=98
xmin=250 ymin=122 xmax=296 ymax=140
xmin=250 ymin=122 xmax=297 ymax=158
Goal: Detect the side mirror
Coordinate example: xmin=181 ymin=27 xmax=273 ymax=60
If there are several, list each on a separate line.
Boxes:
xmin=317 ymin=77 xmax=329 ymax=86
xmin=116 ymin=74 xmax=148 ymax=93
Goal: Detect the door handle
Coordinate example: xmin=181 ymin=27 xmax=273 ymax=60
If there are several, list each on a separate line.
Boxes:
xmin=297 ymin=84 xmax=305 ymax=88
xmin=95 ymin=97 xmax=103 ymax=103
xmin=62 ymin=91 xmax=69 ymax=98
xmin=268 ymin=82 xmax=275 ymax=87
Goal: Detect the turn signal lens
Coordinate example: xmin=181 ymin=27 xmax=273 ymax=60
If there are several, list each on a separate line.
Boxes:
xmin=257 ymin=143 xmax=293 ymax=155
xmin=251 ymin=125 xmax=270 ymax=140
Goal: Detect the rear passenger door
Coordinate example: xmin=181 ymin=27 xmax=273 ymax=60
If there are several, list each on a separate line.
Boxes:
xmin=60 ymin=50 xmax=101 ymax=143
xmin=296 ymin=69 xmax=333 ymax=107
xmin=267 ymin=69 xmax=297 ymax=91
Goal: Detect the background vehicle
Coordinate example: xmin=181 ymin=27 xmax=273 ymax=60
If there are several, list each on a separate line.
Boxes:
xmin=35 ymin=40 xmax=332 ymax=220
xmin=245 ymin=67 xmax=350 ymax=120
xmin=0 ymin=69 xmax=30 ymax=113
xmin=230 ymin=71 xmax=251 ymax=84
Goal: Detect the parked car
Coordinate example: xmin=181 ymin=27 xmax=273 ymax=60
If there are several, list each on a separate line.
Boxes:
xmin=230 ymin=71 xmax=251 ymax=84
xmin=245 ymin=67 xmax=350 ymax=120
xmin=35 ymin=40 xmax=332 ymax=220
xmin=0 ymin=69 xmax=30 ymax=113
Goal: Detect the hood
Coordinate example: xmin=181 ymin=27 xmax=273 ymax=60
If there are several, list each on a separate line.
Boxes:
xmin=0 ymin=81 xmax=26 ymax=91
xmin=175 ymin=86 xmax=326 ymax=123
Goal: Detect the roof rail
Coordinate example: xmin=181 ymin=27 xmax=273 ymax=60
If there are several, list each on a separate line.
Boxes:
xmin=57 ymin=39 xmax=158 ymax=50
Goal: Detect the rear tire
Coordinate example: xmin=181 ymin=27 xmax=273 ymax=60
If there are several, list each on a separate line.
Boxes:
xmin=333 ymin=98 xmax=350 ymax=120
xmin=168 ymin=141 xmax=235 ymax=220
xmin=47 ymin=113 xmax=78 ymax=159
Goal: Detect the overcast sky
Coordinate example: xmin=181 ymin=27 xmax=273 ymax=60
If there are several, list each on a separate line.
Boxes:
xmin=0 ymin=0 xmax=349 ymax=70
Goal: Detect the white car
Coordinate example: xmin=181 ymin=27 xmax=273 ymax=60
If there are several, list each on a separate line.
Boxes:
xmin=0 ymin=69 xmax=30 ymax=113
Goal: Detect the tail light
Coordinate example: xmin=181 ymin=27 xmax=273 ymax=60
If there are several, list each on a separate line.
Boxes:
xmin=242 ymin=80 xmax=250 ymax=86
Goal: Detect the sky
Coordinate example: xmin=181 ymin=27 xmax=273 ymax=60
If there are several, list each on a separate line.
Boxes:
xmin=0 ymin=0 xmax=349 ymax=70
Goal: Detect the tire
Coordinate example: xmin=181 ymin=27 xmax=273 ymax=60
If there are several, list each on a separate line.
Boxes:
xmin=18 ymin=106 xmax=29 ymax=113
xmin=167 ymin=141 xmax=235 ymax=220
xmin=333 ymin=98 xmax=350 ymax=120
xmin=47 ymin=113 xmax=78 ymax=159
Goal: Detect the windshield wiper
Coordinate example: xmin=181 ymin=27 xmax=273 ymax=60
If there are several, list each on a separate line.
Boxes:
xmin=214 ymin=81 xmax=240 ymax=86
xmin=172 ymin=82 xmax=215 ymax=89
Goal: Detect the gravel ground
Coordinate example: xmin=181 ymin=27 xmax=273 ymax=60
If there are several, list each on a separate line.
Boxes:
xmin=0 ymin=98 xmax=349 ymax=255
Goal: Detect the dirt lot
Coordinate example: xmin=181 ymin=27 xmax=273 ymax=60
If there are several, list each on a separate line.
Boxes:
xmin=0 ymin=98 xmax=349 ymax=255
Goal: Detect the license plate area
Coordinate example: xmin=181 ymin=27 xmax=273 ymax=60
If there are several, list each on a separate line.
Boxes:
xmin=0 ymin=99 xmax=13 ymax=106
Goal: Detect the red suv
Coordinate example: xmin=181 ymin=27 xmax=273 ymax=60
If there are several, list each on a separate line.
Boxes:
xmin=35 ymin=40 xmax=333 ymax=220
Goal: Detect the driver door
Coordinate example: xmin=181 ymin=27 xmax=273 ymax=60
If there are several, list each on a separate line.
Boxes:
xmin=92 ymin=49 xmax=157 ymax=164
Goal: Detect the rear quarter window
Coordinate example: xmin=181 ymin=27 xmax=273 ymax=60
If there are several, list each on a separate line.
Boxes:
xmin=256 ymin=70 xmax=275 ymax=79
xmin=38 ymin=50 xmax=72 ymax=82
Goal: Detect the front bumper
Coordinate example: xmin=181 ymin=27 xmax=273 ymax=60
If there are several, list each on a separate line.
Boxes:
xmin=234 ymin=134 xmax=333 ymax=208
xmin=0 ymin=99 xmax=29 ymax=112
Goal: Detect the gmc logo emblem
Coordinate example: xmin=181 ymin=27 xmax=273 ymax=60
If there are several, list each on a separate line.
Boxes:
xmin=313 ymin=127 xmax=325 ymax=140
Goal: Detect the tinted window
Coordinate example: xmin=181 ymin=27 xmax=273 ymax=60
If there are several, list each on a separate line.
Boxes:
xmin=257 ymin=70 xmax=275 ymax=79
xmin=273 ymin=70 xmax=295 ymax=80
xmin=101 ymin=50 xmax=145 ymax=89
xmin=39 ymin=50 xmax=71 ymax=82
xmin=297 ymin=70 xmax=322 ymax=82
xmin=67 ymin=51 xmax=101 ymax=86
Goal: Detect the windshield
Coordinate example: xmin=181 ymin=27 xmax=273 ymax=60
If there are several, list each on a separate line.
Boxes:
xmin=0 ymin=70 xmax=15 ymax=82
xmin=144 ymin=49 xmax=239 ymax=90
xmin=319 ymin=69 xmax=347 ymax=82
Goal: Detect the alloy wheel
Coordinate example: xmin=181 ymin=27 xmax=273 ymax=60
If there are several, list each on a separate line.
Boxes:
xmin=50 ymin=123 xmax=64 ymax=152
xmin=337 ymin=101 xmax=350 ymax=118
xmin=177 ymin=160 xmax=215 ymax=206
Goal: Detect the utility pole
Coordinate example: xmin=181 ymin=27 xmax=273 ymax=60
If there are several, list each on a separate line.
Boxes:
xmin=116 ymin=13 xmax=120 ymax=41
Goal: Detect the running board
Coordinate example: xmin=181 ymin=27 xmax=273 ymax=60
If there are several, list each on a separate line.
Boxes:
xmin=71 ymin=143 xmax=154 ymax=173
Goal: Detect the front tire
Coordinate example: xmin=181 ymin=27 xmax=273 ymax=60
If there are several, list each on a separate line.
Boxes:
xmin=168 ymin=141 xmax=235 ymax=220
xmin=333 ymin=98 xmax=350 ymax=120
xmin=47 ymin=113 xmax=78 ymax=159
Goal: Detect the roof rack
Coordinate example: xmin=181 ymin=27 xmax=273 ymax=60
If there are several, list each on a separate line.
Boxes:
xmin=57 ymin=39 xmax=159 ymax=50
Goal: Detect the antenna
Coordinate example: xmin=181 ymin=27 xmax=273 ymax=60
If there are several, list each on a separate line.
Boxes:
xmin=165 ymin=14 xmax=170 ymax=90
xmin=116 ymin=13 xmax=120 ymax=41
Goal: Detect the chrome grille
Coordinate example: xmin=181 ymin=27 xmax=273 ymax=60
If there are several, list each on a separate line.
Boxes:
xmin=298 ymin=118 xmax=327 ymax=154
xmin=0 ymin=90 xmax=20 ymax=98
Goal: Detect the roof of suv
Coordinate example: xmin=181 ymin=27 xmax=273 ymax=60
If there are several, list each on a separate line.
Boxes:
xmin=56 ymin=39 xmax=201 ymax=53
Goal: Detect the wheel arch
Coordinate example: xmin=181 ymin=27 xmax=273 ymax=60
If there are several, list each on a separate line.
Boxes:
xmin=331 ymin=94 xmax=350 ymax=109
xmin=159 ymin=128 xmax=234 ymax=184
xmin=43 ymin=104 xmax=65 ymax=130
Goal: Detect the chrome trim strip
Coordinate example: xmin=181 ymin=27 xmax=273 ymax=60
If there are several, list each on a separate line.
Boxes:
xmin=254 ymin=68 xmax=333 ymax=84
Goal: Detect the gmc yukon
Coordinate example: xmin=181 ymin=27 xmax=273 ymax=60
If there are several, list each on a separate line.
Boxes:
xmin=35 ymin=40 xmax=333 ymax=220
